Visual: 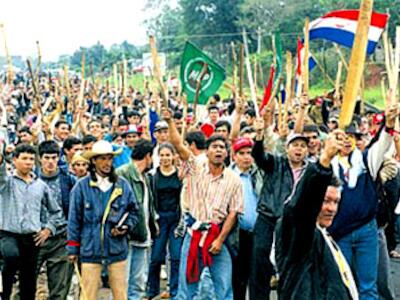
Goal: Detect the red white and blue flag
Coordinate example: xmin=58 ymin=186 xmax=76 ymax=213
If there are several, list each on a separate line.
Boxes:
xmin=297 ymin=38 xmax=317 ymax=76
xmin=309 ymin=10 xmax=389 ymax=55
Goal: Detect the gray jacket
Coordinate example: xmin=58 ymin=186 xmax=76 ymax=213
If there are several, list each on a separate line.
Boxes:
xmin=0 ymin=161 xmax=63 ymax=235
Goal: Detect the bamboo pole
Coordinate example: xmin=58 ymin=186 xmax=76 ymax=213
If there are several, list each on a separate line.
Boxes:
xmin=284 ymin=51 xmax=292 ymax=123
xmin=243 ymin=29 xmax=259 ymax=116
xmin=334 ymin=44 xmax=349 ymax=71
xmin=149 ymin=36 xmax=168 ymax=108
xmin=302 ymin=18 xmax=310 ymax=94
xmin=239 ymin=44 xmax=244 ymax=97
xmin=193 ymin=63 xmax=209 ymax=120
xmin=339 ymin=0 xmax=373 ymax=129
xmin=334 ymin=61 xmax=343 ymax=102
xmin=0 ymin=23 xmax=13 ymax=84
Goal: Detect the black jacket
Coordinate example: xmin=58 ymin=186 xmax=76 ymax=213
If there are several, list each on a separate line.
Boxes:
xmin=252 ymin=139 xmax=296 ymax=220
xmin=276 ymin=162 xmax=352 ymax=300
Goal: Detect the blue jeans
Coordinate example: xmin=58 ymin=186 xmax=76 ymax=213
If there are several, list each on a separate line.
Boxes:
xmin=176 ymin=234 xmax=233 ymax=300
xmin=126 ymin=245 xmax=151 ymax=300
xmin=337 ymin=219 xmax=379 ymax=300
xmin=147 ymin=212 xmax=182 ymax=298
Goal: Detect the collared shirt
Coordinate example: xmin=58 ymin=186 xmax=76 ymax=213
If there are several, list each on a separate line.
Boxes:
xmin=233 ymin=166 xmax=258 ymax=231
xmin=0 ymin=162 xmax=62 ymax=235
xmin=95 ymin=173 xmax=113 ymax=192
xmin=182 ymin=155 xmax=243 ymax=224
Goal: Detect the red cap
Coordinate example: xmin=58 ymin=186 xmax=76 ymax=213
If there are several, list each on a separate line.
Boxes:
xmin=232 ymin=138 xmax=254 ymax=153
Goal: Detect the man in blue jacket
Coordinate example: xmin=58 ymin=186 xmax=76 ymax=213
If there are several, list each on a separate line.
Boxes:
xmin=67 ymin=140 xmax=139 ymax=300
xmin=328 ymin=100 xmax=397 ymax=299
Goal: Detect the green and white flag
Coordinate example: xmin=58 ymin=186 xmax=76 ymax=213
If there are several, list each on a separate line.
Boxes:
xmin=180 ymin=42 xmax=226 ymax=105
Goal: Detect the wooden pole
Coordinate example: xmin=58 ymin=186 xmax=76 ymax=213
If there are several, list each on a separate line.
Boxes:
xmin=81 ymin=51 xmax=85 ymax=81
xmin=243 ymin=29 xmax=259 ymax=116
xmin=0 ymin=23 xmax=13 ymax=84
xmin=334 ymin=61 xmax=343 ymax=102
xmin=302 ymin=18 xmax=310 ymax=94
xmin=149 ymin=36 xmax=168 ymax=108
xmin=284 ymin=51 xmax=292 ymax=123
xmin=36 ymin=41 xmax=42 ymax=77
xmin=239 ymin=44 xmax=244 ymax=97
xmin=334 ymin=44 xmax=349 ymax=71
xmin=231 ymin=42 xmax=237 ymax=88
xmin=339 ymin=0 xmax=374 ymax=129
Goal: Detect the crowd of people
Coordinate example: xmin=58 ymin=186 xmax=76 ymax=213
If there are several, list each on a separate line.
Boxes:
xmin=0 ymin=70 xmax=399 ymax=300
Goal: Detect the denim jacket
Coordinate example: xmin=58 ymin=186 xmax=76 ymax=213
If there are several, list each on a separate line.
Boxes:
xmin=67 ymin=176 xmax=139 ymax=264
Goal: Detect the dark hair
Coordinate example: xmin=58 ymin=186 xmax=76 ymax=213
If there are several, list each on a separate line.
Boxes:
xmin=55 ymin=119 xmax=71 ymax=130
xmin=126 ymin=110 xmax=141 ymax=118
xmin=18 ymin=126 xmax=32 ymax=135
xmin=158 ymin=142 xmax=176 ymax=155
xmin=206 ymin=134 xmax=227 ymax=149
xmin=82 ymin=135 xmax=97 ymax=146
xmin=112 ymin=132 xmax=122 ymax=141
xmin=303 ymin=124 xmax=319 ymax=134
xmin=63 ymin=136 xmax=82 ymax=151
xmin=13 ymin=143 xmax=36 ymax=158
xmin=88 ymin=161 xmax=118 ymax=183
xmin=88 ymin=119 xmax=103 ymax=129
xmin=185 ymin=131 xmax=206 ymax=150
xmin=38 ymin=141 xmax=60 ymax=158
xmin=245 ymin=108 xmax=256 ymax=118
xmin=131 ymin=139 xmax=154 ymax=160
xmin=173 ymin=111 xmax=183 ymax=120
xmin=118 ymin=119 xmax=129 ymax=126
xmin=213 ymin=94 xmax=221 ymax=102
xmin=208 ymin=105 xmax=219 ymax=112
xmin=215 ymin=120 xmax=231 ymax=133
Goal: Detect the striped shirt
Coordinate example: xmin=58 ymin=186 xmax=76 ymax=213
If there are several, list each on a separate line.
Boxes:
xmin=182 ymin=155 xmax=243 ymax=224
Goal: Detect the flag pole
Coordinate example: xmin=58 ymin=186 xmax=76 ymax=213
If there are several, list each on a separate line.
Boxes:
xmin=339 ymin=0 xmax=374 ymax=129
xmin=0 ymin=23 xmax=13 ymax=85
xmin=149 ymin=35 xmax=168 ymax=108
xmin=239 ymin=44 xmax=244 ymax=97
xmin=302 ymin=18 xmax=310 ymax=94
xmin=284 ymin=51 xmax=292 ymax=123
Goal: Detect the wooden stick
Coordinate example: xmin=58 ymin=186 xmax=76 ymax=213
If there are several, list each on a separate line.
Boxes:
xmin=334 ymin=44 xmax=349 ymax=71
xmin=391 ymin=26 xmax=400 ymax=106
xmin=27 ymin=59 xmax=41 ymax=110
xmin=334 ymin=61 xmax=343 ymax=102
xmin=239 ymin=44 xmax=244 ymax=97
xmin=339 ymin=0 xmax=373 ymax=129
xmin=0 ymin=23 xmax=13 ymax=84
xmin=383 ymin=31 xmax=394 ymax=87
xmin=193 ymin=63 xmax=208 ymax=120
xmin=258 ymin=61 xmax=265 ymax=87
xmin=231 ymin=42 xmax=237 ymax=89
xmin=35 ymin=41 xmax=42 ymax=77
xmin=81 ymin=51 xmax=85 ymax=81
xmin=113 ymin=64 xmax=118 ymax=90
xmin=285 ymin=51 xmax=293 ymax=119
xmin=302 ymin=18 xmax=310 ymax=94
xmin=381 ymin=78 xmax=387 ymax=99
xmin=243 ymin=29 xmax=259 ymax=116
xmin=73 ymin=261 xmax=88 ymax=300
xmin=313 ymin=57 xmax=336 ymax=86
xmin=149 ymin=36 xmax=168 ymax=108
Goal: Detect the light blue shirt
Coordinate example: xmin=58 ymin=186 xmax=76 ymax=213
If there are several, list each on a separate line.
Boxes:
xmin=233 ymin=166 xmax=258 ymax=231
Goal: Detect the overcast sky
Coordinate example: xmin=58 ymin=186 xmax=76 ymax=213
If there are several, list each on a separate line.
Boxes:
xmin=0 ymin=0 xmax=153 ymax=61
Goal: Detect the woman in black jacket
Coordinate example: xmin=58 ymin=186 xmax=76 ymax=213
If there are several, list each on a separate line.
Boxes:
xmin=147 ymin=143 xmax=183 ymax=299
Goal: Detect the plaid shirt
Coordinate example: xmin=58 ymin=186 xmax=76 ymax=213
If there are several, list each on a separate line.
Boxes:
xmin=181 ymin=155 xmax=243 ymax=224
xmin=0 ymin=161 xmax=63 ymax=235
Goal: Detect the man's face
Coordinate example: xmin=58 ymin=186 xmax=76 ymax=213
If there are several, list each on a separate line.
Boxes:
xmin=339 ymin=134 xmax=354 ymax=157
xmin=245 ymin=114 xmax=255 ymax=126
xmin=304 ymin=131 xmax=321 ymax=156
xmin=215 ymin=126 xmax=229 ymax=140
xmin=328 ymin=120 xmax=338 ymax=131
xmin=65 ymin=144 xmax=83 ymax=162
xmin=40 ymin=153 xmax=59 ymax=175
xmin=206 ymin=140 xmax=227 ymax=166
xmin=209 ymin=109 xmax=219 ymax=123
xmin=356 ymin=136 xmax=367 ymax=151
xmin=72 ymin=161 xmax=88 ymax=178
xmin=118 ymin=125 xmax=128 ymax=135
xmin=13 ymin=153 xmax=35 ymax=175
xmin=155 ymin=129 xmax=169 ymax=144
xmin=317 ymin=186 xmax=340 ymax=228
xmin=84 ymin=142 xmax=95 ymax=152
xmin=89 ymin=121 xmax=103 ymax=139
xmin=286 ymin=140 xmax=308 ymax=165
xmin=128 ymin=115 xmax=140 ymax=125
xmin=125 ymin=133 xmax=140 ymax=148
xmin=19 ymin=132 xmax=32 ymax=144
xmin=233 ymin=147 xmax=253 ymax=171
xmin=93 ymin=154 xmax=113 ymax=177
xmin=55 ymin=124 xmax=70 ymax=141
xmin=174 ymin=118 xmax=184 ymax=133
